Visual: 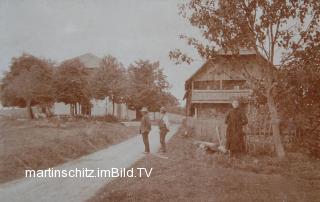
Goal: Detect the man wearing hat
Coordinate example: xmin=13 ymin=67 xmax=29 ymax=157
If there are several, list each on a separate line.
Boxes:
xmin=159 ymin=107 xmax=170 ymax=153
xmin=140 ymin=107 xmax=151 ymax=154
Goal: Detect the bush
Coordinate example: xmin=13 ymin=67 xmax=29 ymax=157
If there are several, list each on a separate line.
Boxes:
xmin=104 ymin=115 xmax=119 ymax=122
xmin=90 ymin=115 xmax=119 ymax=123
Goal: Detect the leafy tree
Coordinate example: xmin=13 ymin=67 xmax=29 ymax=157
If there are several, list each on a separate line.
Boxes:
xmin=54 ymin=58 xmax=90 ymax=116
xmin=0 ymin=54 xmax=54 ymax=119
xmin=158 ymin=91 xmax=180 ymax=108
xmin=277 ymin=34 xmax=320 ymax=145
xmin=91 ymin=55 xmax=127 ymax=115
xmin=170 ymin=0 xmax=320 ymax=158
xmin=127 ymin=60 xmax=170 ymax=119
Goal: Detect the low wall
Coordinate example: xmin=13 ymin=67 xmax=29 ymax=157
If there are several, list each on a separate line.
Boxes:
xmin=0 ymin=107 xmax=28 ymax=118
xmin=0 ymin=107 xmax=44 ymax=119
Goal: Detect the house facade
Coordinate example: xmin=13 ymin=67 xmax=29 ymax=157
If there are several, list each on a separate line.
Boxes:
xmin=184 ymin=49 xmax=266 ymax=119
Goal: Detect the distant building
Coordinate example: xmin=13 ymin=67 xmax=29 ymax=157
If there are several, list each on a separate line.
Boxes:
xmin=184 ymin=49 xmax=266 ymax=119
xmin=53 ymin=53 xmax=136 ymax=120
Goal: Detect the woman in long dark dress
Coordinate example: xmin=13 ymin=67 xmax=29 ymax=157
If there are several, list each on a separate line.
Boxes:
xmin=225 ymin=99 xmax=248 ymax=157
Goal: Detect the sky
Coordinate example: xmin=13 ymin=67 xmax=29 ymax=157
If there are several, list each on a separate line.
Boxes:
xmin=0 ymin=0 xmax=204 ymax=104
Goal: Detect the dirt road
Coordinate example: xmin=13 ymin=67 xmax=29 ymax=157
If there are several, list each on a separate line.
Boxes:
xmin=0 ymin=125 xmax=179 ymax=202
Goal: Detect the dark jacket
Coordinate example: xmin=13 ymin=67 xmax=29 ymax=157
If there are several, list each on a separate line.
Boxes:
xmin=140 ymin=114 xmax=151 ymax=133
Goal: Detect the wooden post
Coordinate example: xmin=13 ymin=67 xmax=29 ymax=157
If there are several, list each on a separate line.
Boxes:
xmin=195 ymin=107 xmax=198 ymax=119
xmin=220 ymin=80 xmax=223 ymax=89
xmin=74 ymin=103 xmax=77 ymax=115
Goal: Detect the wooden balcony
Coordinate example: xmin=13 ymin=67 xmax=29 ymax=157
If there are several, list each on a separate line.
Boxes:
xmin=191 ymin=89 xmax=252 ymax=103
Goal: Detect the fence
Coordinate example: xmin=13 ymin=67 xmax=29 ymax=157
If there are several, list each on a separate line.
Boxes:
xmin=184 ymin=108 xmax=296 ymax=155
xmin=183 ymin=117 xmax=227 ymax=143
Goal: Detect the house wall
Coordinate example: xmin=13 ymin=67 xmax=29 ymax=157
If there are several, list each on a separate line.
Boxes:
xmin=191 ymin=56 xmax=265 ymax=88
xmin=53 ymin=98 xmax=136 ymax=120
xmin=91 ymin=98 xmax=107 ymax=116
xmin=53 ymin=103 xmax=70 ymax=115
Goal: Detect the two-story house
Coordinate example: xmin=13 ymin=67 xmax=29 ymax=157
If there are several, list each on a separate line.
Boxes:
xmin=184 ymin=49 xmax=266 ymax=119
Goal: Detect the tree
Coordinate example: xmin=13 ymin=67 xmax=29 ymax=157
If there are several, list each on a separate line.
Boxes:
xmin=159 ymin=91 xmax=179 ymax=107
xmin=0 ymin=54 xmax=54 ymax=119
xmin=170 ymin=0 xmax=320 ymax=158
xmin=91 ymin=55 xmax=127 ymax=116
xmin=54 ymin=58 xmax=90 ymax=116
xmin=127 ymin=60 xmax=170 ymax=119
xmin=277 ymin=34 xmax=320 ymax=143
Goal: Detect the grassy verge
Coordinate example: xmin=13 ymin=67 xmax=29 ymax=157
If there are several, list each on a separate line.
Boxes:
xmin=0 ymin=117 xmax=139 ymax=183
xmin=90 ymin=126 xmax=320 ymax=202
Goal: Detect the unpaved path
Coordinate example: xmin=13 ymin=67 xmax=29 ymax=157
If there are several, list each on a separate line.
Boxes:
xmin=0 ymin=125 xmax=179 ymax=202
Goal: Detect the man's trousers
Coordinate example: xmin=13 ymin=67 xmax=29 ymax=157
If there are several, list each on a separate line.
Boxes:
xmin=141 ymin=132 xmax=150 ymax=152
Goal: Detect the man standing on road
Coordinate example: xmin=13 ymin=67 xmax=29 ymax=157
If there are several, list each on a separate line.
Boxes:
xmin=140 ymin=107 xmax=151 ymax=154
xmin=159 ymin=107 xmax=170 ymax=153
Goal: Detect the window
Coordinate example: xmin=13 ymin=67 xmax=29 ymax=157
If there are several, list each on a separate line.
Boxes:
xmin=222 ymin=80 xmax=246 ymax=90
xmin=193 ymin=80 xmax=220 ymax=90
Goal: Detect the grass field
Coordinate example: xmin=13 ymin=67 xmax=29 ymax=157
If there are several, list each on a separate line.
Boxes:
xmin=90 ymin=126 xmax=320 ymax=202
xmin=0 ymin=117 xmax=139 ymax=183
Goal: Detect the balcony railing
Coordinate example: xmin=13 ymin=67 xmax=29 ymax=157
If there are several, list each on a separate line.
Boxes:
xmin=191 ymin=89 xmax=252 ymax=103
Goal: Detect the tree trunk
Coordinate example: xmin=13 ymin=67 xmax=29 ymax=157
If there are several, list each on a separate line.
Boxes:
xmin=112 ymin=100 xmax=115 ymax=116
xmin=26 ymin=99 xmax=34 ymax=119
xmin=45 ymin=106 xmax=52 ymax=117
xmin=70 ymin=104 xmax=74 ymax=116
xmin=75 ymin=103 xmax=78 ymax=115
xmin=41 ymin=107 xmax=46 ymax=114
xmin=105 ymin=97 xmax=108 ymax=115
xmin=70 ymin=104 xmax=72 ymax=116
xmin=136 ymin=109 xmax=141 ymax=120
xmin=267 ymin=93 xmax=285 ymax=158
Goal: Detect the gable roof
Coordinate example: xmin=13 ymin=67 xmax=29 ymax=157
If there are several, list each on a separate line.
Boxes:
xmin=185 ymin=48 xmax=270 ymax=88
xmin=75 ymin=53 xmax=102 ymax=68
xmin=216 ymin=48 xmax=257 ymax=55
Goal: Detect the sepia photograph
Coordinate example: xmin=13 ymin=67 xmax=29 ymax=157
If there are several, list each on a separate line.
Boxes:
xmin=0 ymin=0 xmax=320 ymax=201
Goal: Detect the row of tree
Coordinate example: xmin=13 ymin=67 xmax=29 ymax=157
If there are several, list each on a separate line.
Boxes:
xmin=0 ymin=54 xmax=178 ymax=119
